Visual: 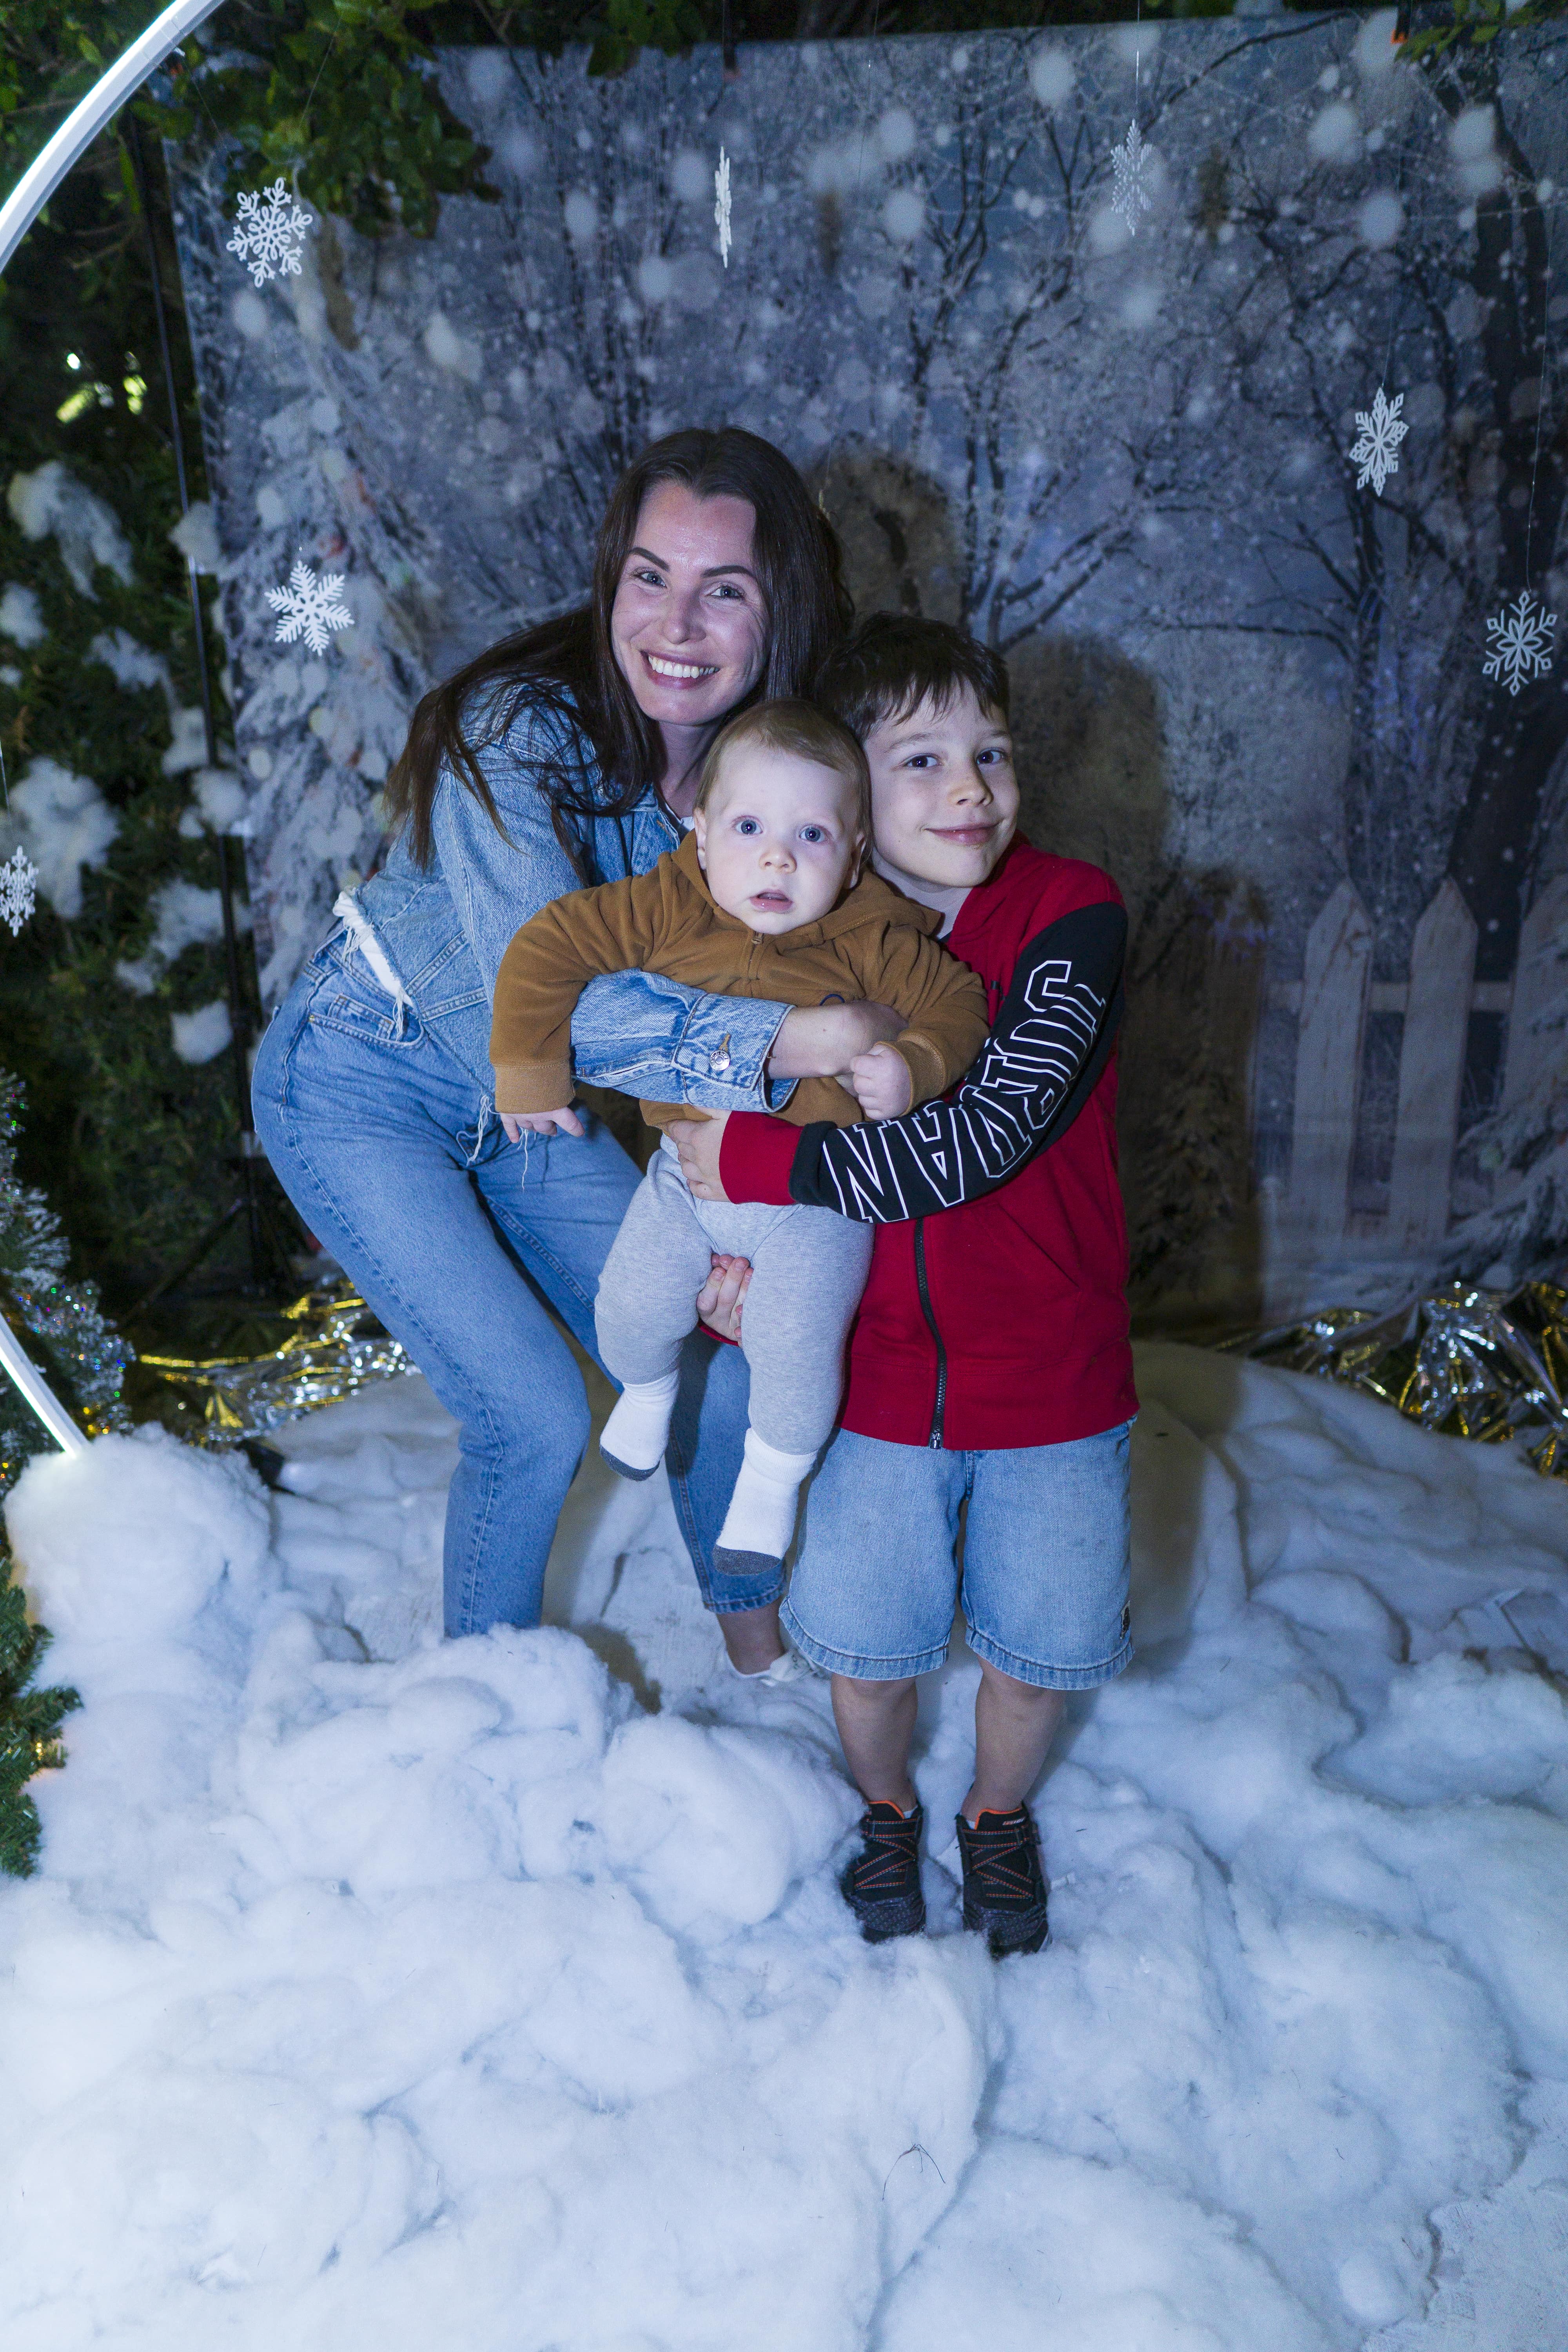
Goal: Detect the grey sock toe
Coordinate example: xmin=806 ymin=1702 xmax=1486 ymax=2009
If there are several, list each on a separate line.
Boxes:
xmin=599 ymin=1445 xmax=660 ymax=1482
xmin=712 ymin=1544 xmax=783 ymax=1579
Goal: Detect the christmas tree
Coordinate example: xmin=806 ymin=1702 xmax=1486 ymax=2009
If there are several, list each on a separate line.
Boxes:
xmin=0 ymin=1063 xmax=128 ymax=1875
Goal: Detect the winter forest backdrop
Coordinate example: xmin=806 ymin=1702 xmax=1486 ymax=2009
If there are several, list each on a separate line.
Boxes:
xmin=169 ymin=13 xmax=1568 ymax=1328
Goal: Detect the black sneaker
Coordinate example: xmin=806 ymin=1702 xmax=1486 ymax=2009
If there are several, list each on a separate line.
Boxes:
xmin=839 ymin=1801 xmax=926 ymax=1943
xmin=956 ymin=1804 xmax=1051 ymax=1958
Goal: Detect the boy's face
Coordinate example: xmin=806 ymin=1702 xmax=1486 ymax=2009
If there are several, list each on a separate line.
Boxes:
xmin=694 ymin=747 xmax=864 ymax=934
xmin=864 ymin=685 xmax=1019 ymax=895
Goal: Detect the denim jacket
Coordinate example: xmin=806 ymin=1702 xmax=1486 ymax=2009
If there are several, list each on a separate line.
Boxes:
xmin=339 ymin=686 xmax=793 ymax=1112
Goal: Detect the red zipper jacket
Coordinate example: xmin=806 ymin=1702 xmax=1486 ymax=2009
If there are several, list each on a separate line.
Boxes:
xmin=717 ymin=837 xmax=1138 ymax=1451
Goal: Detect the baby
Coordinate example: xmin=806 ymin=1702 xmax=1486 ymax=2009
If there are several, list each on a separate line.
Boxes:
xmin=489 ymin=698 xmax=989 ymax=1577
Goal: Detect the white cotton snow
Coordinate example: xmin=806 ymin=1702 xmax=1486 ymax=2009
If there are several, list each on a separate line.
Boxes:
xmin=177 ymin=766 xmax=250 ymax=838
xmin=2 ymin=1347 xmax=1566 ymax=2349
xmin=0 ymin=581 xmax=45 ymax=646
xmin=114 ymin=879 xmax=249 ymax=994
xmin=168 ymin=502 xmax=221 ymax=574
xmin=170 ymin=998 xmax=234 ymax=1063
xmin=87 ymin=626 xmax=173 ymax=698
xmin=7 ymin=461 xmax=134 ymax=599
xmin=0 ymin=756 xmax=118 ymax=916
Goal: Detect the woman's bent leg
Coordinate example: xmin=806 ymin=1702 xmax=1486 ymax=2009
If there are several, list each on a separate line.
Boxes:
xmin=254 ymin=999 xmax=591 ymax=1637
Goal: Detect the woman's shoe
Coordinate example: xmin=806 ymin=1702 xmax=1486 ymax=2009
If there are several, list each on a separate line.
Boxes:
xmin=955 ymin=1804 xmax=1051 ymax=1958
xmin=839 ymin=1800 xmax=926 ymax=1943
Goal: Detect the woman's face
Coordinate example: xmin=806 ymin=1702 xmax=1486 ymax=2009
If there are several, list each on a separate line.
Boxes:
xmin=610 ymin=482 xmax=769 ymax=731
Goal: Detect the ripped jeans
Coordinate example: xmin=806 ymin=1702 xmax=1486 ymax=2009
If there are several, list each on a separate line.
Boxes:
xmin=252 ymin=940 xmax=764 ymax=1639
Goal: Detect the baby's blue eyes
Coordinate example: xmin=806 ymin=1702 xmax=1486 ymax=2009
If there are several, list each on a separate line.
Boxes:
xmin=730 ymin=819 xmax=831 ymax=843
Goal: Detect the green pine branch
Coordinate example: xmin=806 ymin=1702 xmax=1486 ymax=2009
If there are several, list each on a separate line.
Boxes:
xmin=0 ymin=1558 xmax=79 ymax=1879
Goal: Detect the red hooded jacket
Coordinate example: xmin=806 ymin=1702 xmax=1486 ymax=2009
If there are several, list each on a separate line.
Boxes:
xmin=718 ymin=838 xmax=1138 ymax=1452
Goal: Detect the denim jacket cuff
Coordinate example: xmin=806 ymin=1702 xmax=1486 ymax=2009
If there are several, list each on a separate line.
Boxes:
xmin=672 ymin=994 xmax=795 ymax=1110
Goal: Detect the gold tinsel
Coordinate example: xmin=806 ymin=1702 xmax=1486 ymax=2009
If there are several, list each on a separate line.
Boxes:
xmin=1240 ymin=1279 xmax=1568 ymax=1479
xmin=123 ymin=1277 xmax=1568 ymax=1483
xmin=135 ymin=1281 xmax=414 ymax=1445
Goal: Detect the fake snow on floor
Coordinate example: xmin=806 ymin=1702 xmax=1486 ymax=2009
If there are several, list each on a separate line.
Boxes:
xmin=4 ymin=1343 xmax=1568 ymax=2350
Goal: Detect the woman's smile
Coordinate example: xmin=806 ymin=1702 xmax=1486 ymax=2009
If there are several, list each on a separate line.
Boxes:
xmin=643 ymin=651 xmax=720 ymax=684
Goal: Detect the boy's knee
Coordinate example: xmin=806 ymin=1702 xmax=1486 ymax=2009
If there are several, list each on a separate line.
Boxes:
xmin=835 ymin=1671 xmax=916 ymax=1707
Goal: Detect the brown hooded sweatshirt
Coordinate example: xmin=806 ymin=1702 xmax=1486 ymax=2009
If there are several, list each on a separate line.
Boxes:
xmin=489 ymin=829 xmax=990 ymax=1132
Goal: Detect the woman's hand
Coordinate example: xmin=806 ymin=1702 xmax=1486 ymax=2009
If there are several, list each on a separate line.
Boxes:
xmin=500 ymin=1105 xmax=585 ymax=1142
xmin=848 ymin=1042 xmax=913 ymax=1121
xmin=766 ymin=1000 xmax=904 ymax=1080
xmin=697 ymin=1251 xmax=751 ymax=1341
xmin=668 ymin=1112 xmax=730 ymax=1201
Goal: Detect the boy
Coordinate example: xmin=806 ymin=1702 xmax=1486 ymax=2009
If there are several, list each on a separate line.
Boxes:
xmin=670 ymin=619 xmax=1136 ymax=1958
xmin=488 ymin=698 xmax=989 ymax=1579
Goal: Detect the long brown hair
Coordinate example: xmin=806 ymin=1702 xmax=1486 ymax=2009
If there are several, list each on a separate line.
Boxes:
xmin=384 ymin=427 xmax=853 ymax=870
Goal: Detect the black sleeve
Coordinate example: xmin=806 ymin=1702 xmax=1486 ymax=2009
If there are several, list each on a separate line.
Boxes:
xmin=785 ymin=900 xmax=1127 ymax=1222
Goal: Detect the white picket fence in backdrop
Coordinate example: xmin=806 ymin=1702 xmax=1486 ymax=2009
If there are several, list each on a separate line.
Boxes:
xmin=1268 ymin=871 xmax=1568 ymax=1254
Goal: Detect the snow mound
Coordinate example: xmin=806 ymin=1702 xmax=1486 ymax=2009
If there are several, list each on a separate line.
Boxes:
xmin=3 ymin=1346 xmax=1567 ymax=2348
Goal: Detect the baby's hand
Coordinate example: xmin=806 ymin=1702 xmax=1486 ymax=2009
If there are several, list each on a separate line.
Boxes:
xmin=848 ymin=1043 xmax=912 ymax=1121
xmin=500 ymin=1106 xmax=585 ymax=1142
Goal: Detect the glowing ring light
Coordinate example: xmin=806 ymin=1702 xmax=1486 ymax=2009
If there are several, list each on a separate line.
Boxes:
xmin=0 ymin=0 xmax=227 ymax=277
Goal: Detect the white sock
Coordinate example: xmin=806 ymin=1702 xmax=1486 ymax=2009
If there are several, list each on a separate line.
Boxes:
xmin=716 ymin=1429 xmax=818 ymax=1562
xmin=600 ymin=1372 xmax=680 ymax=1473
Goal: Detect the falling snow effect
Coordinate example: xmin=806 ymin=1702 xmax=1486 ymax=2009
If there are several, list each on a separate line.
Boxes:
xmin=1110 ymin=118 xmax=1155 ymax=236
xmin=1348 ymin=385 xmax=1408 ymax=497
xmin=227 ymin=179 xmax=314 ymax=288
xmin=715 ymin=147 xmax=733 ymax=268
xmin=1482 ymin=590 xmax=1557 ymax=697
xmin=265 ymin=561 xmax=354 ymax=657
xmin=0 ymin=845 xmax=37 ymax=936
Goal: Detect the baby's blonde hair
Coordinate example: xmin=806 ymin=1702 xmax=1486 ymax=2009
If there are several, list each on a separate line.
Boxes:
xmin=695 ymin=697 xmax=871 ymax=837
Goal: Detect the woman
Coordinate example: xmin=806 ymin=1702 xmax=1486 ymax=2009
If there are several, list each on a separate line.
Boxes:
xmin=253 ymin=428 xmax=889 ymax=1666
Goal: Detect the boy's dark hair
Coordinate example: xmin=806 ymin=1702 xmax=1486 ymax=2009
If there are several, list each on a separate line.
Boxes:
xmin=816 ymin=615 xmax=1010 ymax=742
xmin=695 ymin=697 xmax=871 ymax=834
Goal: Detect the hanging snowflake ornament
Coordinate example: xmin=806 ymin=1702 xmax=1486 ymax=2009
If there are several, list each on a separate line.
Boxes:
xmin=0 ymin=844 xmax=38 ymax=937
xmin=1482 ymin=590 xmax=1557 ymax=697
xmin=266 ymin=561 xmax=353 ymax=657
xmin=227 ymin=179 xmax=314 ymax=289
xmin=1111 ymin=119 xmax=1155 ymax=237
xmin=1348 ymin=385 xmax=1409 ymax=498
xmin=715 ymin=148 xmax=733 ymax=269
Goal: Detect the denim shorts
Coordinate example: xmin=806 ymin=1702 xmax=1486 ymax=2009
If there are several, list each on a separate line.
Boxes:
xmin=782 ymin=1423 xmax=1134 ymax=1690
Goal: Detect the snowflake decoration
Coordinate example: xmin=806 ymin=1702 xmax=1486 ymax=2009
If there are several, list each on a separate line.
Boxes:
xmin=227 ymin=179 xmax=314 ymax=289
xmin=266 ymin=561 xmax=353 ymax=657
xmin=0 ymin=844 xmax=37 ymax=937
xmin=1482 ymin=590 xmax=1558 ymax=697
xmin=715 ymin=147 xmax=733 ymax=269
xmin=1111 ymin=118 xmax=1155 ymax=237
xmin=1348 ymin=385 xmax=1409 ymax=498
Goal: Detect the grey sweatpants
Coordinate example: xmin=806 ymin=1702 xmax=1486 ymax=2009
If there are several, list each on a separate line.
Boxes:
xmin=595 ymin=1140 xmax=875 ymax=1456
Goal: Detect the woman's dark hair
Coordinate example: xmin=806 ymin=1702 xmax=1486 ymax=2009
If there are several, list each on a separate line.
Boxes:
xmin=384 ymin=427 xmax=853 ymax=869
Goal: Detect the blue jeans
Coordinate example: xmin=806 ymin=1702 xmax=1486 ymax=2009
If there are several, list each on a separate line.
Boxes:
xmin=783 ymin=1424 xmax=1134 ymax=1689
xmin=252 ymin=947 xmax=780 ymax=1637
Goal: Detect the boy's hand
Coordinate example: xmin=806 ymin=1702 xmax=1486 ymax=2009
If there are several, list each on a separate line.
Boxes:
xmin=500 ymin=1106 xmax=585 ymax=1142
xmin=696 ymin=1250 xmax=751 ymax=1341
xmin=848 ymin=1043 xmax=913 ymax=1121
xmin=768 ymin=1000 xmax=903 ymax=1079
xmin=669 ymin=1113 xmax=730 ymax=1201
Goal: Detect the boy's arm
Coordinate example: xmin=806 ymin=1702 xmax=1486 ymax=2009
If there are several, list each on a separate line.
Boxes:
xmin=490 ymin=869 xmax=667 ymax=1113
xmin=721 ymin=900 xmax=1127 ymax=1219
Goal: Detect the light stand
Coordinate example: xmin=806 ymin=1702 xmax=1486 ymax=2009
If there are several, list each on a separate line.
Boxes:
xmin=126 ymin=118 xmax=300 ymax=1308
